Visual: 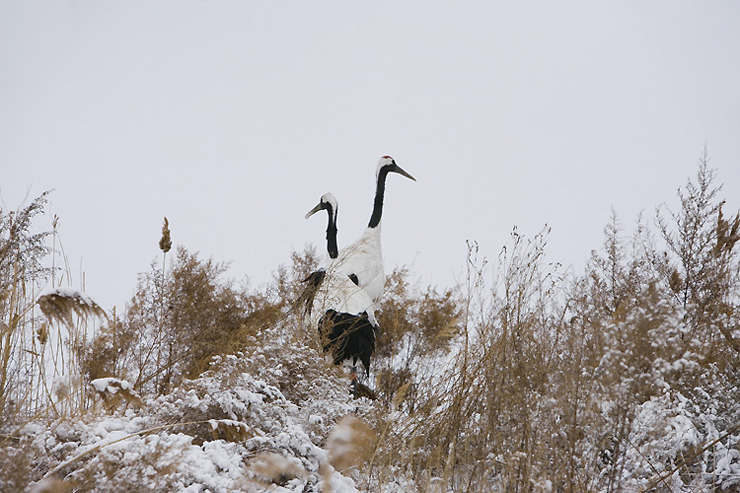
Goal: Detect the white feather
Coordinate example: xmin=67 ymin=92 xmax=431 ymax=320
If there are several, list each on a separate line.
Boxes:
xmin=304 ymin=192 xmax=378 ymax=328
xmin=333 ymin=226 xmax=384 ymax=306
xmin=308 ymin=261 xmax=378 ymax=330
xmin=333 ymin=155 xmax=415 ymax=306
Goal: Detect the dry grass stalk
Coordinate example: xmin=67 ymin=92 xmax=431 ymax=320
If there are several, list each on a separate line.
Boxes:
xmin=208 ymin=419 xmax=254 ymax=442
xmin=29 ymin=478 xmax=71 ymax=493
xmin=326 ymin=415 xmax=377 ymax=472
xmin=37 ymin=289 xmax=106 ymax=329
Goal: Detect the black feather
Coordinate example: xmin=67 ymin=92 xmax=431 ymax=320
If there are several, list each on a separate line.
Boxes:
xmin=318 ymin=309 xmax=376 ymax=377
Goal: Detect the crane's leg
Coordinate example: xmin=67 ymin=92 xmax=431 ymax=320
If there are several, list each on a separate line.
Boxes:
xmin=350 ymin=366 xmax=358 ymax=398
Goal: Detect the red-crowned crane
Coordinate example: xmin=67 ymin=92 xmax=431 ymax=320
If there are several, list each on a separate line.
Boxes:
xmin=304 ymin=193 xmax=378 ymax=391
xmin=334 ymin=156 xmax=416 ymax=305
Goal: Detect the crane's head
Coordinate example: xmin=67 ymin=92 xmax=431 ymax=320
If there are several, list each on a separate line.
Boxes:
xmin=305 ymin=192 xmax=338 ymax=220
xmin=377 ymin=156 xmax=416 ymax=182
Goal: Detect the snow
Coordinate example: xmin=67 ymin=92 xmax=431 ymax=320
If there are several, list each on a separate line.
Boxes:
xmin=43 ymin=286 xmax=100 ymax=308
xmin=9 ymin=291 xmax=740 ymax=492
xmin=14 ymin=322 xmax=373 ymax=491
xmin=91 ymin=377 xmax=132 ymax=394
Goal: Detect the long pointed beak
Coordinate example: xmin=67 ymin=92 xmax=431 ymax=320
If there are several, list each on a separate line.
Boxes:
xmin=393 ymin=164 xmax=416 ymax=182
xmin=305 ymin=202 xmax=324 ymax=219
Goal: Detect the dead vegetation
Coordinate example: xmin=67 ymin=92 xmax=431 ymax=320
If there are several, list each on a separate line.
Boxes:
xmin=2 ymin=153 xmax=740 ymax=491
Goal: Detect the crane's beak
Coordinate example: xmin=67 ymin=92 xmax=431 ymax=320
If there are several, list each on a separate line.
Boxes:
xmin=305 ymin=202 xmax=324 ymax=219
xmin=393 ymin=163 xmax=416 ymax=182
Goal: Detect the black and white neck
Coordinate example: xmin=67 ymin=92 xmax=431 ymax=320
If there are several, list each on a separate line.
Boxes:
xmin=305 ymin=192 xmax=339 ymax=259
xmin=368 ymin=156 xmax=416 ymax=229
xmin=325 ymin=202 xmax=338 ymax=259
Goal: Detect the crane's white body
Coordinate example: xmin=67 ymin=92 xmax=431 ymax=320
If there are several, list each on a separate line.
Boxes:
xmin=308 ymin=262 xmax=378 ymax=330
xmin=334 ymin=156 xmax=415 ymax=307
xmin=333 ymin=225 xmax=384 ymax=306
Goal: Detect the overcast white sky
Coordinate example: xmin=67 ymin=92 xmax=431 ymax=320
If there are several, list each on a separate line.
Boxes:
xmin=2 ymin=1 xmax=739 ymax=311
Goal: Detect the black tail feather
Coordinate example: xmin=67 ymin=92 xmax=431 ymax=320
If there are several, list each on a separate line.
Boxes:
xmin=318 ymin=309 xmax=376 ymax=377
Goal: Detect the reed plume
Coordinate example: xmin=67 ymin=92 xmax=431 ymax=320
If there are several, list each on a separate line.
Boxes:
xmin=36 ymin=288 xmax=106 ymax=328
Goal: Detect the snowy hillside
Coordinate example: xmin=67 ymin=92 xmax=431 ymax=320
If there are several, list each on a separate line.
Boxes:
xmin=18 ymin=324 xmax=377 ymax=492
xmin=3 ymin=161 xmax=740 ymax=491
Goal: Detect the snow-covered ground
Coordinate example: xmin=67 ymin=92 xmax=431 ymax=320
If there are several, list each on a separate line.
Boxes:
xmin=23 ymin=324 xmax=376 ymax=492
xmin=4 ymin=294 xmax=740 ymax=492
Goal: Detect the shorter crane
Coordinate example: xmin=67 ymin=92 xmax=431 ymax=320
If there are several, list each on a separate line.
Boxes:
xmin=303 ymin=193 xmax=378 ymax=393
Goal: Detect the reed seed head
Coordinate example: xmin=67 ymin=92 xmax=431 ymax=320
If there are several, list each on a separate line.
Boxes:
xmin=159 ymin=217 xmax=172 ymax=253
